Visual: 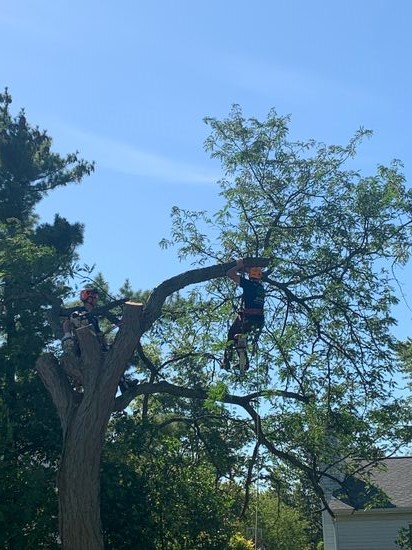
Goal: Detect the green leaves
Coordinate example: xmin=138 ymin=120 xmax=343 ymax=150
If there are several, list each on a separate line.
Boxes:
xmin=0 ymin=90 xmax=94 ymax=222
xmin=159 ymin=105 xmax=412 ymax=512
xmin=0 ymin=91 xmax=92 ymax=546
xmin=102 ymin=412 xmax=246 ymax=549
xmin=204 ymin=382 xmax=228 ymax=412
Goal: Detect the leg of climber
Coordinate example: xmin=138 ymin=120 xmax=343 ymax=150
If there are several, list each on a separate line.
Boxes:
xmin=223 ymin=313 xmax=243 ymax=370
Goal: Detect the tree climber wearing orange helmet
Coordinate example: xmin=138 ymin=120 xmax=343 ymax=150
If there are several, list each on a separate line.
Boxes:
xmin=61 ymin=287 xmax=107 ymax=352
xmin=61 ymin=287 xmax=136 ymax=393
xmin=223 ymin=259 xmax=265 ymax=370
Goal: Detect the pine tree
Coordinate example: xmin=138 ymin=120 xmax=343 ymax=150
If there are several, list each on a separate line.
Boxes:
xmin=0 ymin=89 xmax=93 ymax=548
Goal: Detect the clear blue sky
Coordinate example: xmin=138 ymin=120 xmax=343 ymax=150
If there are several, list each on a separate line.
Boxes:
xmin=1 ymin=0 xmax=411 ymax=338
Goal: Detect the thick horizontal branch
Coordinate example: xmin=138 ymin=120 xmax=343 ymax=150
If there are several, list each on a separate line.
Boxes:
xmin=112 ymin=377 xmax=327 ymax=509
xmin=142 ymin=257 xmax=270 ymax=332
xmin=112 ymin=378 xmax=307 ymax=412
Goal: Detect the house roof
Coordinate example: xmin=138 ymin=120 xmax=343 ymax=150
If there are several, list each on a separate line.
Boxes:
xmin=330 ymin=456 xmax=412 ymax=511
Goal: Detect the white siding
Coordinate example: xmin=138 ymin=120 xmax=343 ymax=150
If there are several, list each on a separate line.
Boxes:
xmin=335 ymin=512 xmax=412 ymax=550
xmin=322 ymin=511 xmax=337 ymax=550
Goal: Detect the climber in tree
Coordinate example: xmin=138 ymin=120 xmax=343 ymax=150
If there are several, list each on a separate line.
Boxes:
xmin=61 ymin=287 xmax=107 ymax=352
xmin=223 ymin=259 xmax=265 ymax=370
xmin=61 ymin=287 xmax=135 ymax=392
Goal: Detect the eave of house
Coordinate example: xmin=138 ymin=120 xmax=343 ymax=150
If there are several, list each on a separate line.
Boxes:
xmin=333 ymin=506 xmax=412 ymax=517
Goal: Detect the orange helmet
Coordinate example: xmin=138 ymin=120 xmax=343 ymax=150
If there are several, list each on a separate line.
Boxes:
xmin=248 ymin=267 xmax=262 ymax=280
xmin=80 ymin=288 xmax=99 ymax=302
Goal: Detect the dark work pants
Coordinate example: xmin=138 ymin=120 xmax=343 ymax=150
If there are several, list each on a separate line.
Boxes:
xmin=224 ymin=313 xmax=264 ymax=367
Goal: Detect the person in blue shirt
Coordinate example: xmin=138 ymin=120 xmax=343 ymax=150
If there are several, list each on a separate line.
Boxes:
xmin=223 ymin=259 xmax=265 ymax=370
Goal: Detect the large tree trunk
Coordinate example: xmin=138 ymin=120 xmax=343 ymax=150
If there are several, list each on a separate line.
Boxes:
xmin=37 ymin=302 xmax=144 ymax=549
xmin=37 ymin=352 xmax=115 ymax=550
xmin=58 ymin=407 xmax=107 ymax=549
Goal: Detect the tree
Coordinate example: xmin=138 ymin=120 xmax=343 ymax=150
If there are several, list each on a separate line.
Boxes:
xmin=241 ymin=491 xmax=313 ymax=550
xmin=396 ymin=526 xmax=412 ymax=550
xmin=155 ymin=106 xmax=412 ymax=513
xmin=4 ymin=98 xmax=412 ymax=547
xmin=101 ymin=408 xmax=247 ymax=549
xmin=38 ymin=257 xmax=272 ymax=549
xmin=0 ymin=89 xmax=93 ymax=547
xmin=398 ymin=338 xmax=412 ymax=389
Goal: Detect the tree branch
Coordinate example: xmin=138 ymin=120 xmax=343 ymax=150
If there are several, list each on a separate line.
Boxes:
xmin=111 ymin=377 xmax=330 ymax=512
xmin=112 ymin=379 xmax=308 ymax=412
xmin=142 ymin=257 xmax=270 ymax=331
xmin=35 ymin=353 xmax=74 ymax=432
xmin=99 ymin=302 xmax=144 ymax=398
xmin=241 ymin=399 xmax=336 ymax=517
xmin=240 ymin=441 xmax=260 ymax=518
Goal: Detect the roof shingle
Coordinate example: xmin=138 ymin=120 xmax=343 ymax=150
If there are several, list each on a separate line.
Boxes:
xmin=330 ymin=456 xmax=412 ymax=510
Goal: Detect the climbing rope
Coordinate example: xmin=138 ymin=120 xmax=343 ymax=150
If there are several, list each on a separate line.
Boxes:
xmin=253 ymin=348 xmax=261 ymax=550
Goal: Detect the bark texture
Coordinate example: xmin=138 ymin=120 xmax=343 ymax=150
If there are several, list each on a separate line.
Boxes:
xmin=37 ymin=301 xmax=144 ymax=549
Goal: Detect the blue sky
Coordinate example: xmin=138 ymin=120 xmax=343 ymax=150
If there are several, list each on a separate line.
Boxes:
xmin=1 ymin=0 xmax=411 ymax=339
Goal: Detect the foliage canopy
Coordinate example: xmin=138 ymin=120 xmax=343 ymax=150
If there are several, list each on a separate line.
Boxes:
xmin=1 ymin=94 xmax=412 ymax=548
